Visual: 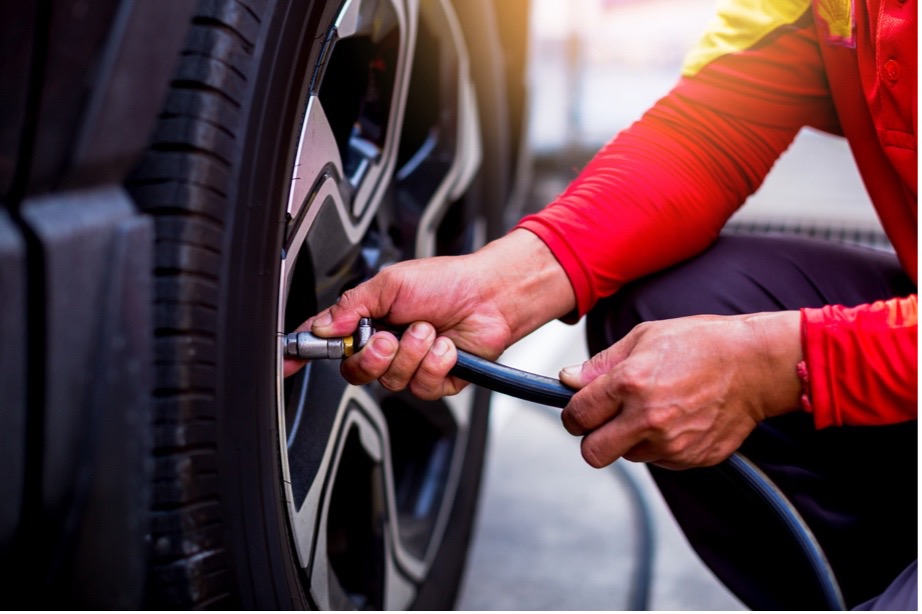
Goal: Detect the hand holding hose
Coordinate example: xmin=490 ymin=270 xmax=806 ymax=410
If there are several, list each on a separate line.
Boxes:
xmin=283 ymin=229 xmax=578 ymax=399
xmin=559 ymin=311 xmax=804 ymax=470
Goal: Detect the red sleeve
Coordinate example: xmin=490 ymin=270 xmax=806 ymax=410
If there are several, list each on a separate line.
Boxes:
xmin=516 ymin=14 xmax=838 ymax=315
xmin=516 ymin=95 xmax=798 ymax=316
xmin=801 ymin=295 xmax=918 ymax=428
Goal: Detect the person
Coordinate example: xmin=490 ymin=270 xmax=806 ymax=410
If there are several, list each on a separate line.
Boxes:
xmin=285 ymin=0 xmax=917 ymax=609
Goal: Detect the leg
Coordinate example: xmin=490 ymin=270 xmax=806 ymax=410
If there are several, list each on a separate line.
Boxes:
xmin=586 ymin=234 xmax=917 ymax=610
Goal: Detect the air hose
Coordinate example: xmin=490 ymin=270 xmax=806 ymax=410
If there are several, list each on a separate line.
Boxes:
xmin=284 ymin=322 xmax=846 ymax=609
xmin=452 ymin=348 xmax=846 ymax=611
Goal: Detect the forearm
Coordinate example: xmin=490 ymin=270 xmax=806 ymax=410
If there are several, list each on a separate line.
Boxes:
xmin=744 ymin=310 xmax=804 ymax=418
xmin=518 ymin=90 xmax=798 ymax=316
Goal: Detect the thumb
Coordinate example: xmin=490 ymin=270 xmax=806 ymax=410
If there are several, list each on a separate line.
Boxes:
xmin=311 ymin=273 xmax=399 ymax=337
xmin=559 ymin=340 xmax=631 ymax=389
xmin=559 ymin=363 xmax=590 ymax=389
xmin=309 ymin=306 xmax=357 ymax=337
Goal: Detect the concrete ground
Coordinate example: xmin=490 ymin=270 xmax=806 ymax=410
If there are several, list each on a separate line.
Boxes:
xmin=455 ymin=320 xmax=746 ymax=610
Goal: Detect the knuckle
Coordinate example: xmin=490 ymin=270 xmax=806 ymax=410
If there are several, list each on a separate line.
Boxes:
xmin=416 ymin=355 xmax=448 ymax=386
xmin=615 ymin=363 xmax=649 ymax=395
xmin=622 ymin=449 xmax=647 ymax=463
xmin=333 ymin=287 xmax=359 ymax=311
xmin=658 ymin=438 xmax=685 ymax=460
xmin=632 ymin=320 xmax=657 ymax=337
xmin=571 ymin=402 xmax=594 ymax=428
xmin=376 ymin=266 xmax=397 ymax=284
xmin=635 ymin=320 xmax=652 ymax=332
xmin=378 ymin=374 xmax=407 ymax=392
xmin=643 ymin=405 xmax=677 ymax=433
xmin=652 ymin=459 xmax=684 ymax=471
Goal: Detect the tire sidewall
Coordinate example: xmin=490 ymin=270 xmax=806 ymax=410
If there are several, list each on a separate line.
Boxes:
xmin=214 ymin=1 xmax=339 ymax=607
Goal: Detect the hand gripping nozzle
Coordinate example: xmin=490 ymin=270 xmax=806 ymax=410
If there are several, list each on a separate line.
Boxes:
xmin=282 ymin=317 xmax=573 ymax=406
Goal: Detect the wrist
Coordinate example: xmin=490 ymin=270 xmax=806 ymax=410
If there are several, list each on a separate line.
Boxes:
xmin=476 ymin=228 xmax=576 ymax=342
xmin=743 ymin=310 xmax=804 ymax=418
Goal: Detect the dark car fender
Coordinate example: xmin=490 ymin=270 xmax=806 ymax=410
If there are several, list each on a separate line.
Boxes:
xmin=0 ymin=0 xmax=195 ymax=608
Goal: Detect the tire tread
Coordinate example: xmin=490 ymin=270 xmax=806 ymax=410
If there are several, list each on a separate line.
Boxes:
xmin=126 ymin=0 xmax=262 ymax=607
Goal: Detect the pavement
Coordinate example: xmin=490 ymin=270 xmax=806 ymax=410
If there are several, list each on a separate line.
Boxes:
xmin=454 ymin=0 xmax=882 ymax=609
xmin=455 ymin=321 xmax=745 ymax=611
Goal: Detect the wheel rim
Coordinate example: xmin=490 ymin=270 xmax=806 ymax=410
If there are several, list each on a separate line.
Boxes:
xmin=275 ymin=0 xmax=482 ymax=608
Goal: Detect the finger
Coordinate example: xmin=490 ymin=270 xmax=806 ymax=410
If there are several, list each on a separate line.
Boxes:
xmin=379 ymin=322 xmax=436 ymax=392
xmin=559 ymin=330 xmax=638 ymax=389
xmin=579 ymin=418 xmax=637 ymax=469
xmin=313 ymin=272 xmax=400 ymax=337
xmin=560 ymin=374 xmax=623 ymax=436
xmin=621 ymin=443 xmax=660 ymax=465
xmin=559 ymin=363 xmax=588 ymax=389
xmin=340 ymin=331 xmax=399 ymax=385
xmin=409 ymin=336 xmax=460 ymax=400
xmin=311 ymin=303 xmax=361 ymax=338
xmin=282 ymin=357 xmax=307 ymax=378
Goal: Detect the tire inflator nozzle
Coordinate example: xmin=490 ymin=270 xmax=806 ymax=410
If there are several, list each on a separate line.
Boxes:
xmin=284 ymin=317 xmax=374 ymax=360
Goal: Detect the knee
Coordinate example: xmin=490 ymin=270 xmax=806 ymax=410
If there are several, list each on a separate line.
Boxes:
xmin=585 ymin=266 xmax=723 ymax=353
xmin=584 ymin=237 xmax=752 ymax=353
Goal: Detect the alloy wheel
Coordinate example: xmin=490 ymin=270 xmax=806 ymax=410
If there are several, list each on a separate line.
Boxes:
xmin=277 ymin=0 xmax=483 ymax=608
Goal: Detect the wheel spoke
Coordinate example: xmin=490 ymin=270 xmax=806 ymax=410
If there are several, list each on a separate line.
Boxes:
xmin=285 ymin=96 xmax=343 ymax=253
xmin=393 ymin=0 xmax=482 ymax=259
xmin=289 ymin=387 xmax=423 ymax=610
xmin=317 ymin=0 xmax=413 ymax=221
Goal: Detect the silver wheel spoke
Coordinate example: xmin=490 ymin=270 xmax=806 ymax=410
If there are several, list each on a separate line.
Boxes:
xmin=394 ymin=0 xmax=482 ymax=259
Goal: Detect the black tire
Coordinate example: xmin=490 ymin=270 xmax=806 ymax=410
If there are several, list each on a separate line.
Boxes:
xmin=128 ymin=0 xmax=512 ymax=608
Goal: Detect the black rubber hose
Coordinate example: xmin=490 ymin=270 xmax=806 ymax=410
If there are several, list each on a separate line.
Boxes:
xmin=450 ymin=348 xmax=846 ymax=611
xmin=720 ymin=453 xmax=845 ymax=610
xmin=452 ymin=350 xmax=575 ymax=407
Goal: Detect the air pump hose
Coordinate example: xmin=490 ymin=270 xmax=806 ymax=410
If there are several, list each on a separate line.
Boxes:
xmin=451 ymin=348 xmax=846 ymax=611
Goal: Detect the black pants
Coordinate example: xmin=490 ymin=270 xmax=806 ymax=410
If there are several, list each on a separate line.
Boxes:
xmin=586 ymin=234 xmax=917 ymax=610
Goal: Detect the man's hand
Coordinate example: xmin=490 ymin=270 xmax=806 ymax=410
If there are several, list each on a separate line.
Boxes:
xmin=559 ymin=311 xmax=803 ymax=470
xmin=284 ymin=230 xmax=576 ymax=400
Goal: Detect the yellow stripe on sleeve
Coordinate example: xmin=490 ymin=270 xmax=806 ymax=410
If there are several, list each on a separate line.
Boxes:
xmin=682 ymin=0 xmax=813 ymax=77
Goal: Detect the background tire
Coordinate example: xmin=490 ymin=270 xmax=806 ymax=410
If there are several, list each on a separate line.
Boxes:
xmin=128 ymin=0 xmax=522 ymax=608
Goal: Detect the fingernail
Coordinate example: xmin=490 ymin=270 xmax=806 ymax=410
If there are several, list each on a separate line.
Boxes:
xmin=312 ymin=312 xmax=333 ymax=329
xmin=560 ymin=365 xmax=582 ymax=379
xmin=432 ymin=337 xmax=451 ymax=357
xmin=409 ymin=322 xmax=430 ymax=339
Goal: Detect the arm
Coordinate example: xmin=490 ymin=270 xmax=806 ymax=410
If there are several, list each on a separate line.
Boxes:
xmin=517 ymin=3 xmax=837 ymax=316
xmin=517 ymin=95 xmax=800 ymax=317
xmin=802 ymin=295 xmax=918 ymax=428
xmin=533 ymin=3 xmax=916 ymax=467
xmin=285 ymin=229 xmax=576 ymax=398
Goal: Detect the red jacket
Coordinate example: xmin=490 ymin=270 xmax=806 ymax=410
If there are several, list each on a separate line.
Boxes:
xmin=517 ymin=0 xmax=917 ymax=428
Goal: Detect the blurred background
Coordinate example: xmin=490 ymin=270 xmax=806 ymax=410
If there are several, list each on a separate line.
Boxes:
xmin=456 ymin=0 xmax=884 ymax=609
xmin=511 ymin=0 xmax=880 ymax=241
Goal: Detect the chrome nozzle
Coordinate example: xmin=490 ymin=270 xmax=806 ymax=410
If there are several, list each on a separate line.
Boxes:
xmin=284 ymin=331 xmax=352 ymax=359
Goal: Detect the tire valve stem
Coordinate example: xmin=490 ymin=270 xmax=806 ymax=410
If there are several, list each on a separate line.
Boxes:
xmin=283 ymin=317 xmax=374 ymax=360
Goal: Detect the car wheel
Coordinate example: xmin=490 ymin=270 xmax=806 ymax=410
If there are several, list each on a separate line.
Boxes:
xmin=128 ymin=0 xmax=513 ymax=608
